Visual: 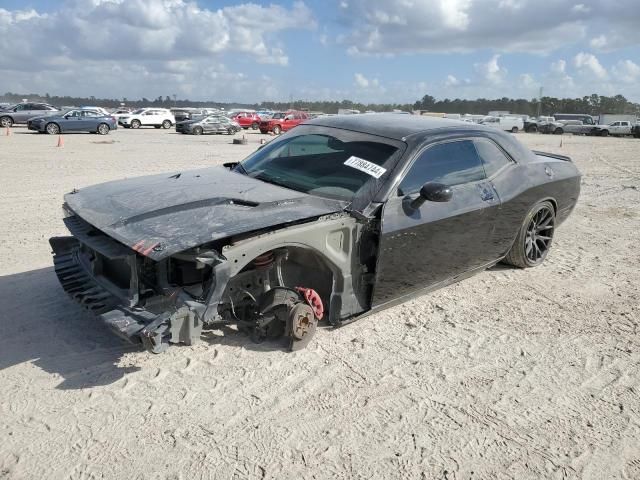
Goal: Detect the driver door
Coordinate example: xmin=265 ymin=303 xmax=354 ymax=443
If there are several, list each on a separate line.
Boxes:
xmin=60 ymin=110 xmax=82 ymax=131
xmin=372 ymin=139 xmax=500 ymax=306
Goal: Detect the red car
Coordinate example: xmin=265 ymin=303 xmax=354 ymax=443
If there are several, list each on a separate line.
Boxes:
xmin=230 ymin=112 xmax=261 ymax=130
xmin=259 ymin=111 xmax=309 ymax=134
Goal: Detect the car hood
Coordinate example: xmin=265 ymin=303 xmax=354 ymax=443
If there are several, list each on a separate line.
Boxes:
xmin=64 ymin=166 xmax=347 ymax=261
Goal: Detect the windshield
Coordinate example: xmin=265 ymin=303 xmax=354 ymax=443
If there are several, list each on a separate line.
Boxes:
xmin=236 ymin=131 xmax=399 ymax=201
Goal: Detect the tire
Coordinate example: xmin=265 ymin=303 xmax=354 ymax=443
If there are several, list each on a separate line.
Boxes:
xmin=600 ymin=130 xmax=609 ymax=137
xmin=502 ymin=200 xmax=556 ymax=268
xmin=97 ymin=123 xmax=110 ymax=135
xmin=272 ymin=125 xmax=282 ymax=135
xmin=251 ymin=121 xmax=259 ymax=130
xmin=527 ymin=126 xmax=538 ymax=133
xmin=45 ymin=122 xmax=60 ymax=135
xmin=227 ymin=127 xmax=235 ymax=135
xmin=511 ymin=126 xmax=519 ymax=133
xmin=162 ymin=120 xmax=172 ymax=129
xmin=131 ymin=119 xmax=141 ymax=129
xmin=0 ymin=116 xmax=13 ymax=128
xmin=554 ymin=128 xmax=564 ymax=135
xmin=193 ymin=126 xmax=203 ymax=135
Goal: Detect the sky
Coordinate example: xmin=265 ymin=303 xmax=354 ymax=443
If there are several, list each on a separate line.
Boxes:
xmin=0 ymin=0 xmax=639 ymax=104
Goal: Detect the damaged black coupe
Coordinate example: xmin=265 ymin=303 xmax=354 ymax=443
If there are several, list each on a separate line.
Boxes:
xmin=50 ymin=114 xmax=581 ymax=352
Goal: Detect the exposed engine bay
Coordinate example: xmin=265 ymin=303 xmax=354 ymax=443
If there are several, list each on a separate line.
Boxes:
xmin=50 ymin=210 xmax=376 ymax=353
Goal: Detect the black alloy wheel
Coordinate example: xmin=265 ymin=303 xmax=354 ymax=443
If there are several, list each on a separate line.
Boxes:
xmin=503 ymin=201 xmax=555 ymax=268
xmin=524 ymin=204 xmax=555 ymax=265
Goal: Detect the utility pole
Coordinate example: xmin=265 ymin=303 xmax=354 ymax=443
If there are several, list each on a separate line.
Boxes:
xmin=173 ymin=94 xmax=177 ymax=107
xmin=537 ymin=87 xmax=543 ymax=118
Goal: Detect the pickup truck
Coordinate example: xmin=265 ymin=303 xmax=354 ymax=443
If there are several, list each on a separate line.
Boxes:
xmin=593 ymin=121 xmax=636 ymax=137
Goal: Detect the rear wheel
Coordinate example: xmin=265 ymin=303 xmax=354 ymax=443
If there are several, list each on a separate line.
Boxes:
xmin=45 ymin=122 xmax=60 ymax=135
xmin=0 ymin=116 xmax=13 ymax=128
xmin=554 ymin=127 xmax=564 ymax=135
xmin=131 ymin=119 xmax=141 ymax=129
xmin=97 ymin=123 xmax=110 ymax=135
xmin=193 ymin=126 xmax=203 ymax=135
xmin=600 ymin=129 xmax=609 ymax=137
xmin=251 ymin=121 xmax=259 ymax=130
xmin=511 ymin=126 xmax=519 ymax=133
xmin=273 ymin=124 xmax=282 ymax=135
xmin=503 ymin=201 xmax=555 ymax=268
xmin=162 ymin=120 xmax=172 ymax=129
xmin=227 ymin=127 xmax=235 ymax=135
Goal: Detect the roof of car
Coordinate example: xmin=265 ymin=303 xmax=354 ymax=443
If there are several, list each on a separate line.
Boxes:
xmin=304 ymin=113 xmax=476 ymax=140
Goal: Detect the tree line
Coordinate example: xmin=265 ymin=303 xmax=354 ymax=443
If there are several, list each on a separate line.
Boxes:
xmin=2 ymin=91 xmax=638 ymax=116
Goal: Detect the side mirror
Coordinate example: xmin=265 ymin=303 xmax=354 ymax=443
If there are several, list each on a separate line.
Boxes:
xmin=410 ymin=182 xmax=453 ymax=209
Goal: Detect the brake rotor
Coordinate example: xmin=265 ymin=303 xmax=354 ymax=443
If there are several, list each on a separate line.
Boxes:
xmin=287 ymin=302 xmax=317 ymax=351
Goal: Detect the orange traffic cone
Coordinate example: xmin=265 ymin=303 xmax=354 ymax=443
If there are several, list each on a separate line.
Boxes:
xmin=5 ymin=126 xmax=10 ymax=136
xmin=57 ymin=135 xmax=64 ymax=147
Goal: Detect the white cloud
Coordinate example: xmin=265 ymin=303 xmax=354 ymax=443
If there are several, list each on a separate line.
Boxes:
xmin=571 ymin=4 xmax=591 ymax=13
xmin=338 ymin=0 xmax=640 ymax=55
xmin=0 ymin=0 xmax=315 ymax=100
xmin=551 ymin=59 xmax=567 ymax=74
xmin=440 ymin=0 xmax=471 ymax=30
xmin=475 ymin=55 xmax=507 ymax=84
xmin=445 ymin=75 xmax=461 ymax=86
xmin=590 ymin=34 xmax=608 ymax=49
xmin=613 ymin=60 xmax=640 ymax=83
xmin=354 ymin=73 xmax=370 ymax=88
xmin=574 ymin=52 xmax=608 ymax=79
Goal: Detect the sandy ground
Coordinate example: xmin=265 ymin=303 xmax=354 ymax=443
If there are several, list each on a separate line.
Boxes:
xmin=0 ymin=125 xmax=639 ymax=480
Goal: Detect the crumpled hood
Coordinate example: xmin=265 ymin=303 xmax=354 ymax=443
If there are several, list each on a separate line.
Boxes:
xmin=64 ymin=166 xmax=346 ymax=260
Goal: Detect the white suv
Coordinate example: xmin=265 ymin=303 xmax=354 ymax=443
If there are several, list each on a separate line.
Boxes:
xmin=119 ymin=108 xmax=175 ymax=129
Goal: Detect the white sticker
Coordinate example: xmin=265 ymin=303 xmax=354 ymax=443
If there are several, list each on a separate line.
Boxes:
xmin=343 ymin=156 xmax=387 ymax=179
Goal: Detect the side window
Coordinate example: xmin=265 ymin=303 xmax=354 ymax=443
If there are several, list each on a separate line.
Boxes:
xmin=398 ymin=140 xmax=485 ymax=195
xmin=474 ymin=138 xmax=513 ymax=178
xmin=14 ymin=104 xmax=27 ymax=111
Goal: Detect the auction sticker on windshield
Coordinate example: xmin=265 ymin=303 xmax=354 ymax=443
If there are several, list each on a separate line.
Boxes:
xmin=344 ymin=156 xmax=387 ymax=179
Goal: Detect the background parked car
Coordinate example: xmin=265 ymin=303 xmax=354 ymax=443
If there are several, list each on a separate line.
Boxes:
xmin=537 ymin=116 xmax=565 ymax=135
xmin=479 ymin=115 xmax=524 ymax=133
xmin=118 ymin=108 xmax=174 ymax=129
xmin=259 ymin=110 xmax=309 ymax=134
xmin=0 ymin=102 xmax=59 ymax=127
xmin=27 ymin=109 xmax=117 ymax=135
xmin=228 ymin=111 xmax=262 ymax=130
xmin=556 ymin=120 xmax=594 ymax=135
xmin=176 ymin=115 xmax=240 ymax=135
xmin=171 ymin=108 xmax=206 ymax=123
